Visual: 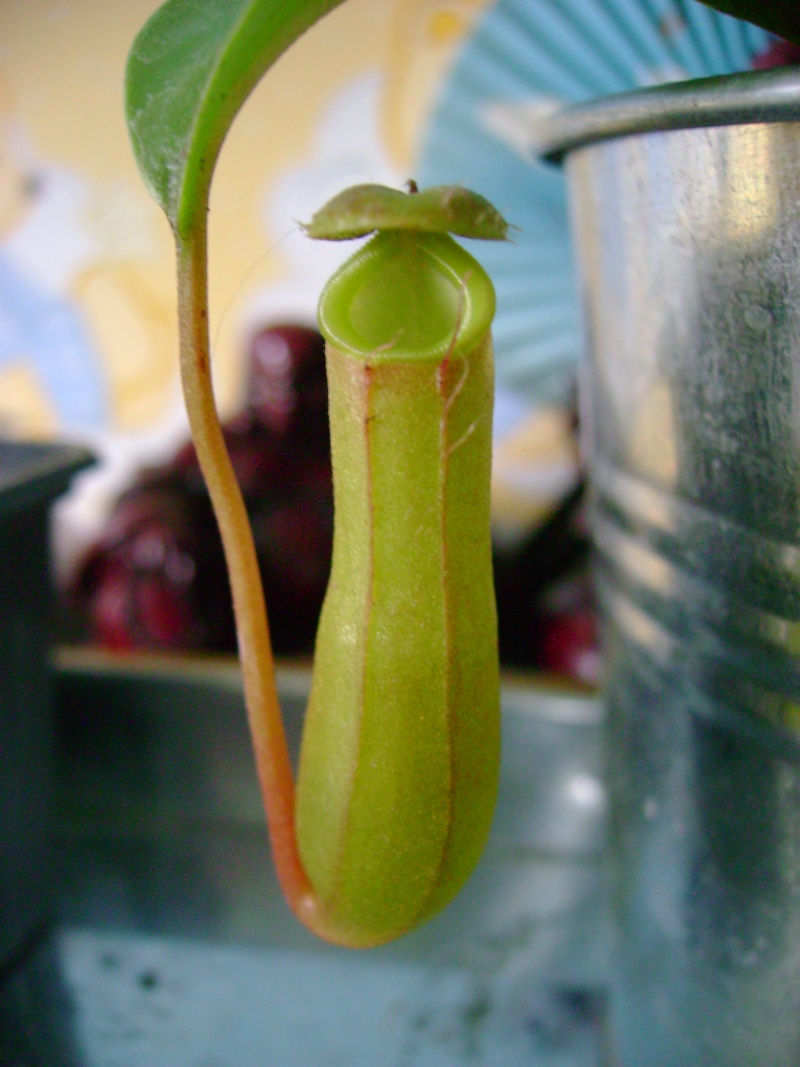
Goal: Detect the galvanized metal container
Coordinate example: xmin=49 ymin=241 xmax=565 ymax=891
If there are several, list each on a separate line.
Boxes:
xmin=535 ymin=68 xmax=800 ymax=1066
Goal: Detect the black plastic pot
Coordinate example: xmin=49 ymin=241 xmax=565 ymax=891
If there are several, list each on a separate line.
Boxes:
xmin=0 ymin=440 xmax=93 ymax=1066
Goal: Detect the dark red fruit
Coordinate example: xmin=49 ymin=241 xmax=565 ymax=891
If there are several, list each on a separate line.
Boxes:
xmin=249 ymin=478 xmax=334 ymax=655
xmin=169 ymin=409 xmax=285 ymax=500
xmin=538 ymin=604 xmax=600 ymax=687
xmin=753 ymin=39 xmax=800 ymax=69
xmin=247 ymin=324 xmax=329 ymax=441
xmin=70 ymin=323 xmax=335 ymax=658
xmin=72 ymin=477 xmax=235 ymax=652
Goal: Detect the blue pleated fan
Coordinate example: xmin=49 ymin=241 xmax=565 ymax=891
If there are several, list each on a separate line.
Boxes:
xmin=418 ymin=0 xmax=772 ymax=404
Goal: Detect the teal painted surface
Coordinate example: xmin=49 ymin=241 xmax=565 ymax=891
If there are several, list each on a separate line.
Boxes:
xmin=53 ymin=654 xmax=607 ymax=1065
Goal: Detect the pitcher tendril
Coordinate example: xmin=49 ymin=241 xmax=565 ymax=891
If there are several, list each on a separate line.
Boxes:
xmin=125 ymin=0 xmax=511 ymax=948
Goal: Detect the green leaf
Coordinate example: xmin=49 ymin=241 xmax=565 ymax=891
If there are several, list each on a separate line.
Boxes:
xmin=125 ymin=0 xmax=346 ymax=237
xmin=697 ymin=1 xmax=800 ymax=46
xmin=303 ymin=183 xmax=513 ymax=242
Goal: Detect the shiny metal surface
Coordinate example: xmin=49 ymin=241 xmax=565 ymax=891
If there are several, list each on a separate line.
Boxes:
xmin=554 ymin=71 xmax=800 ymax=1066
xmin=50 ymin=652 xmax=608 ymax=1067
xmin=534 ymin=67 xmax=800 ymax=162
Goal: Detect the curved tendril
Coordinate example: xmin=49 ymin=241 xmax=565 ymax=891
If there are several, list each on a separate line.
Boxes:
xmin=175 ymin=221 xmax=363 ymax=947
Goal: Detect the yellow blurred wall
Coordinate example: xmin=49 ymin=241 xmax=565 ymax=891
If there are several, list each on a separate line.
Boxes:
xmin=0 ymin=0 xmax=490 ymax=443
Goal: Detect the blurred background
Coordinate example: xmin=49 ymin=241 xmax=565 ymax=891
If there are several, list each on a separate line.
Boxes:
xmin=3 ymin=0 xmax=788 ymax=683
xmin=5 ymin=6 xmax=799 ymax=1061
xmin=0 ymin=0 xmax=594 ymax=681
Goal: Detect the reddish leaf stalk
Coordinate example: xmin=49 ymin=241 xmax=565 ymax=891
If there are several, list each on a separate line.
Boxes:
xmin=175 ymin=223 xmax=350 ymax=944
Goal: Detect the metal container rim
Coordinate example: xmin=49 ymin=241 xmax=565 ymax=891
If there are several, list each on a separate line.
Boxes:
xmin=534 ymin=66 xmax=800 ymax=164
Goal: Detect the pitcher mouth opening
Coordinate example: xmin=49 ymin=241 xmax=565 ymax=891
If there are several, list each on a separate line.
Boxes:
xmin=317 ymin=231 xmax=495 ymax=364
xmin=531 ymin=67 xmax=800 ymax=164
